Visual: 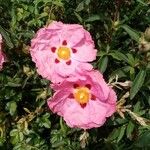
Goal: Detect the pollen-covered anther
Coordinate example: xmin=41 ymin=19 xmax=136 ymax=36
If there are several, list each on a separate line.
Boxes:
xmin=51 ymin=47 xmax=56 ymax=53
xmin=91 ymin=94 xmax=96 ymax=100
xmin=72 ymin=48 xmax=77 ymax=53
xmin=62 ymin=40 xmax=67 ymax=45
xmin=55 ymin=58 xmax=60 ymax=63
xmin=74 ymin=87 xmax=90 ymax=106
xmin=68 ymin=93 xmax=74 ymax=99
xmin=85 ymin=84 xmax=91 ymax=89
xmin=80 ymin=103 xmax=87 ymax=108
xmin=66 ymin=60 xmax=71 ymax=65
xmin=73 ymin=84 xmax=79 ymax=88
xmin=57 ymin=47 xmax=71 ymax=60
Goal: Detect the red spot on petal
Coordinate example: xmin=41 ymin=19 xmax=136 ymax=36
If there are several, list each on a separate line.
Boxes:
xmin=80 ymin=103 xmax=87 ymax=108
xmin=85 ymin=84 xmax=91 ymax=89
xmin=62 ymin=40 xmax=67 ymax=46
xmin=72 ymin=48 xmax=77 ymax=53
xmin=51 ymin=47 xmax=56 ymax=53
xmin=66 ymin=60 xmax=71 ymax=65
xmin=73 ymin=84 xmax=79 ymax=88
xmin=55 ymin=58 xmax=60 ymax=64
xmin=91 ymin=94 xmax=96 ymax=100
xmin=68 ymin=93 xmax=74 ymax=99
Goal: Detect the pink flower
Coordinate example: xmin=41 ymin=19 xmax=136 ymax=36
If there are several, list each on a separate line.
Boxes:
xmin=0 ymin=34 xmax=5 ymax=70
xmin=30 ymin=21 xmax=97 ymax=83
xmin=47 ymin=69 xmax=117 ymax=129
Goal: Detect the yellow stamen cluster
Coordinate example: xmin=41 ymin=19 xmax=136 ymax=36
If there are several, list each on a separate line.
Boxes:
xmin=74 ymin=87 xmax=90 ymax=104
xmin=57 ymin=47 xmax=71 ymax=60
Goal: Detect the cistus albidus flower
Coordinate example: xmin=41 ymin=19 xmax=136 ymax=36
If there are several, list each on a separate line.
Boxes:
xmin=30 ymin=21 xmax=97 ymax=83
xmin=0 ymin=34 xmax=5 ymax=70
xmin=47 ymin=69 xmax=117 ymax=129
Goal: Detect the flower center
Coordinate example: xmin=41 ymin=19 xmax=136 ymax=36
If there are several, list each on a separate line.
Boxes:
xmin=57 ymin=47 xmax=71 ymax=60
xmin=74 ymin=87 xmax=90 ymax=104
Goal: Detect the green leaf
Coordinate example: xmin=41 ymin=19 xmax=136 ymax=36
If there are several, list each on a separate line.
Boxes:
xmin=52 ymin=1 xmax=64 ymax=7
xmin=136 ymin=0 xmax=148 ymax=6
xmin=98 ymin=56 xmax=108 ymax=73
xmin=133 ymin=101 xmax=141 ymax=113
xmin=107 ymin=128 xmax=120 ymax=141
xmin=41 ymin=113 xmax=51 ymax=128
xmin=130 ymin=67 xmax=135 ymax=80
xmin=6 ymin=82 xmax=21 ymax=87
xmin=126 ymin=121 xmax=135 ymax=138
xmin=109 ymin=51 xmax=128 ymax=63
xmin=6 ymin=101 xmax=17 ymax=116
xmin=85 ymin=0 xmax=91 ymax=5
xmin=52 ymin=141 xmax=65 ymax=148
xmin=130 ymin=70 xmax=146 ymax=99
xmin=121 ymin=25 xmax=140 ymax=42
xmin=110 ymin=66 xmax=130 ymax=78
xmin=74 ymin=12 xmax=83 ymax=23
xmin=126 ymin=53 xmax=136 ymax=66
xmin=117 ymin=125 xmax=126 ymax=142
xmin=76 ymin=1 xmax=84 ymax=12
xmin=85 ymin=15 xmax=102 ymax=22
xmin=10 ymin=129 xmax=24 ymax=144
xmin=0 ymin=26 xmax=14 ymax=48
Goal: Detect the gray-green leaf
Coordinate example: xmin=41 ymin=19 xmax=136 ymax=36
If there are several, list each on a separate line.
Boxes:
xmin=130 ymin=70 xmax=146 ymax=99
xmin=98 ymin=56 xmax=108 ymax=73
xmin=0 ymin=26 xmax=14 ymax=48
xmin=121 ymin=25 xmax=140 ymax=42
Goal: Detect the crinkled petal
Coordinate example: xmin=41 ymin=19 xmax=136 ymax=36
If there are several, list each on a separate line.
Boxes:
xmin=31 ymin=31 xmax=60 ymax=52
xmin=55 ymin=59 xmax=78 ymax=77
xmin=31 ymin=50 xmax=65 ymax=83
xmin=63 ymin=99 xmax=107 ymax=129
xmin=47 ymin=90 xmax=71 ymax=116
xmin=47 ymin=21 xmax=64 ymax=30
xmin=72 ymin=45 xmax=97 ymax=62
xmin=51 ymin=80 xmax=73 ymax=91
xmin=89 ymin=70 xmax=110 ymax=100
xmin=60 ymin=25 xmax=85 ymax=47
xmin=75 ymin=69 xmax=110 ymax=101
xmin=105 ymin=88 xmax=117 ymax=117
xmin=71 ymin=30 xmax=97 ymax=62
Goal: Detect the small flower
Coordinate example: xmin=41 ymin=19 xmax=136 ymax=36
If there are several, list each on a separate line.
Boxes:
xmin=30 ymin=21 xmax=97 ymax=83
xmin=47 ymin=69 xmax=116 ymax=129
xmin=0 ymin=34 xmax=5 ymax=70
xmin=138 ymin=36 xmax=150 ymax=52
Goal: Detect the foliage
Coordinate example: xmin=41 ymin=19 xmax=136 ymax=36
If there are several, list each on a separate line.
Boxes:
xmin=0 ymin=0 xmax=150 ymax=149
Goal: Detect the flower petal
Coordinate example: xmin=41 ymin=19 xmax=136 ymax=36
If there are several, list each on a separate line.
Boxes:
xmin=72 ymin=45 xmax=97 ymax=62
xmin=60 ymin=24 xmax=85 ymax=47
xmin=55 ymin=59 xmax=78 ymax=77
xmin=63 ymin=99 xmax=107 ymax=129
xmin=47 ymin=90 xmax=71 ymax=116
xmin=105 ymin=88 xmax=117 ymax=117
xmin=89 ymin=70 xmax=110 ymax=100
xmin=31 ymin=50 xmax=65 ymax=83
